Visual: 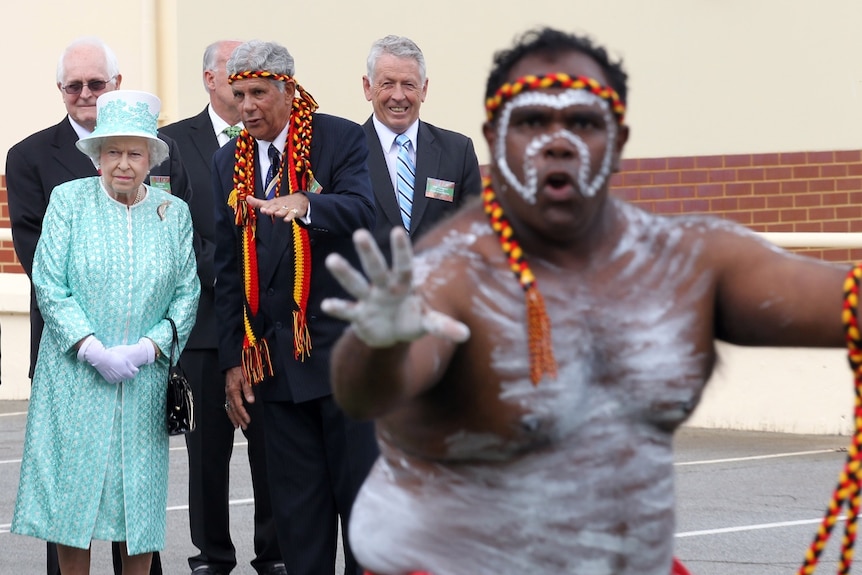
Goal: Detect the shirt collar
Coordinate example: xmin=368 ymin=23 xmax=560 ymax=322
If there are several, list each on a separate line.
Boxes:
xmin=208 ymin=104 xmax=242 ymax=137
xmin=372 ymin=116 xmax=420 ymax=152
xmin=257 ymin=124 xmax=289 ymax=156
xmin=67 ymin=116 xmax=91 ymax=141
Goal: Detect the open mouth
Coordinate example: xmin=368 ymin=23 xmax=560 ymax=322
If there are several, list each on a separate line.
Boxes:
xmin=541 ymin=170 xmax=579 ymax=200
xmin=546 ymin=172 xmax=572 ymax=190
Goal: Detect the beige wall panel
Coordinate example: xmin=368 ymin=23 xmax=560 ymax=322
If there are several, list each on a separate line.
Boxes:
xmin=4 ymin=1 xmax=862 ymax=167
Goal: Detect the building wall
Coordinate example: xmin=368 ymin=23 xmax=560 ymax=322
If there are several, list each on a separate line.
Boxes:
xmin=2 ymin=1 xmax=862 ymax=432
xmin=3 ymin=150 xmax=861 ymax=273
xmin=2 ymin=1 xmax=861 ymax=167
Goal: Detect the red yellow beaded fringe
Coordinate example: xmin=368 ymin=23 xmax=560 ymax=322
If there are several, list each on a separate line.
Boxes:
xmin=799 ymin=263 xmax=862 ymax=574
xmin=226 ymin=70 xmax=318 ymax=384
xmin=482 ymin=176 xmax=557 ymax=386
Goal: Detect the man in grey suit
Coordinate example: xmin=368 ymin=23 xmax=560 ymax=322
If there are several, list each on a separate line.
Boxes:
xmin=159 ymin=39 xmax=284 ymax=575
xmin=362 ymin=35 xmax=481 ymax=254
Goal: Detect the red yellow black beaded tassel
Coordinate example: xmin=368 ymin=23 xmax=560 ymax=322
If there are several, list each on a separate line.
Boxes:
xmin=482 ymin=176 xmax=557 ymax=386
xmin=226 ymin=70 xmax=318 ymax=384
xmin=798 ymin=263 xmax=862 ymax=574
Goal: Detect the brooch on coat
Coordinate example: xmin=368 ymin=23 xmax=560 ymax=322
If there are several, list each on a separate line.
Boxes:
xmin=157 ymin=200 xmax=172 ymax=221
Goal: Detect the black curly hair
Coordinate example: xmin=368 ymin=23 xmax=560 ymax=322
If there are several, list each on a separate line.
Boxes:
xmin=485 ymin=27 xmax=628 ymax=109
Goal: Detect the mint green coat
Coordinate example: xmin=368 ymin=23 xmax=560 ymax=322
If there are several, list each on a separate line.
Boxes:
xmin=12 ymin=177 xmax=200 ymax=554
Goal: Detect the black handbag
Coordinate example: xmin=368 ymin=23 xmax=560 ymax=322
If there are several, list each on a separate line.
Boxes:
xmin=166 ymin=318 xmax=195 ymax=435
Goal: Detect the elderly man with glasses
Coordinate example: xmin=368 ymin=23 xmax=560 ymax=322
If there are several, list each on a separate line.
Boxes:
xmin=5 ymin=35 xmax=192 ymax=575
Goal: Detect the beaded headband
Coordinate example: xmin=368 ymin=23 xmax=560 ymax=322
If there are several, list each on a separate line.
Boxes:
xmin=485 ymin=73 xmax=626 ymax=124
xmin=228 ymin=70 xmax=291 ymax=84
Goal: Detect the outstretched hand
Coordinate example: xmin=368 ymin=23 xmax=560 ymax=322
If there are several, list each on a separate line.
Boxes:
xmin=322 ymin=227 xmax=470 ymax=347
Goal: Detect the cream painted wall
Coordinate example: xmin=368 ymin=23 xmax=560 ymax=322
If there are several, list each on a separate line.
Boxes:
xmin=2 ymin=2 xmax=862 ymax=431
xmin=3 ymin=1 xmax=861 ymax=169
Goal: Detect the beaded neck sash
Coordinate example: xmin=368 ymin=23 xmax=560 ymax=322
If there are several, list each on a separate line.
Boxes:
xmin=798 ymin=263 xmax=862 ymax=574
xmin=482 ymin=176 xmax=557 ymax=385
xmin=226 ymin=70 xmax=318 ymax=384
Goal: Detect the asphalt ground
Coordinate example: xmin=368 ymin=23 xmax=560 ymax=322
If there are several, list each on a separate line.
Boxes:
xmin=0 ymin=399 xmax=854 ymax=574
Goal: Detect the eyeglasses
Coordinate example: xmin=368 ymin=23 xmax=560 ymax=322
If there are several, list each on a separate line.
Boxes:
xmin=61 ymin=77 xmax=115 ymax=95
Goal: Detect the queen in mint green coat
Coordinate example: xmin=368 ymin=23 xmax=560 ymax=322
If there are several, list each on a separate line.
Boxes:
xmin=12 ymin=90 xmax=200 ymax=557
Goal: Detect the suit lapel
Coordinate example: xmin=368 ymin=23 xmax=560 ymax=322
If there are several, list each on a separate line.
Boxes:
xmin=189 ymin=109 xmax=220 ymax=166
xmin=410 ymin=121 xmax=440 ymax=233
xmin=363 ymin=118 xmax=403 ymax=230
xmin=52 ymin=119 xmax=99 ymax=180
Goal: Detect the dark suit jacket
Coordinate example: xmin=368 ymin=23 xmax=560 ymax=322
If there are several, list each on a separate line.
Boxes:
xmin=212 ymin=113 xmax=375 ymax=403
xmin=363 ymin=116 xmax=482 ymax=254
xmin=5 ymin=116 xmax=193 ymax=376
xmin=159 ymin=108 xmax=219 ymax=350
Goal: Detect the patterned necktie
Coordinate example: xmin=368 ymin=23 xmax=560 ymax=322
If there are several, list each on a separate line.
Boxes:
xmin=223 ymin=125 xmax=242 ymax=139
xmin=265 ymin=144 xmax=280 ymax=199
xmin=395 ymin=133 xmax=415 ymax=230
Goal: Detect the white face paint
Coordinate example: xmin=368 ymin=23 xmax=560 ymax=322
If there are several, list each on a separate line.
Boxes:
xmin=494 ymin=89 xmax=618 ymax=204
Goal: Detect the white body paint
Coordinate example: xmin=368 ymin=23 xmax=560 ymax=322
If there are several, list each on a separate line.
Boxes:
xmin=349 ymin=201 xmax=773 ymax=575
xmin=495 ymin=90 xmax=618 ymax=203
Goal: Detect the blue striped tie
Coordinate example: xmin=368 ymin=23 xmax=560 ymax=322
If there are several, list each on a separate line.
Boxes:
xmin=265 ymin=144 xmax=280 ymax=199
xmin=395 ymin=134 xmax=415 ymax=230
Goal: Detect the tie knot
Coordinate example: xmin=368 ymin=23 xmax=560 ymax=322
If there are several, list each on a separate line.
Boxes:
xmin=396 ymin=133 xmax=410 ymax=149
xmin=268 ymin=143 xmax=280 ymax=164
xmin=223 ymin=125 xmax=242 ymax=138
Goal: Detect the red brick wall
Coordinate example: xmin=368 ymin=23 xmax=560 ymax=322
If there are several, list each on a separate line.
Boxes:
xmin=0 ymin=149 xmax=860 ymax=273
xmin=0 ymin=175 xmax=24 ymax=274
xmin=610 ymin=150 xmax=862 ymax=263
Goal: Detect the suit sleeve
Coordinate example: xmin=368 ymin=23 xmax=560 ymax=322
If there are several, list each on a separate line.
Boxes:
xmin=302 ymin=118 xmax=376 ymax=235
xmin=211 ymin=153 xmax=245 ymax=371
xmin=6 ymin=144 xmax=49 ymax=277
xmin=155 ymin=133 xmax=211 ymax=286
xmin=458 ymin=136 xmax=483 ymax=206
xmin=155 ymin=136 xmax=194 ymax=205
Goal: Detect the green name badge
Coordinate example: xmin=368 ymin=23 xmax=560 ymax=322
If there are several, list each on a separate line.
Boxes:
xmin=308 ymin=176 xmax=323 ymax=195
xmin=425 ymin=178 xmax=455 ymax=202
xmin=149 ymin=175 xmax=171 ymax=193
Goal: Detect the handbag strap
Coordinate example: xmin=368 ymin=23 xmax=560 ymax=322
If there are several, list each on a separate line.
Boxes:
xmin=167 ymin=317 xmax=180 ymax=369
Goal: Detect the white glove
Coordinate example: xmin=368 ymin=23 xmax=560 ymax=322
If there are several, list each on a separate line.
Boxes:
xmin=77 ymin=335 xmax=139 ymax=384
xmin=321 ymin=227 xmax=470 ymax=347
xmin=111 ymin=338 xmax=156 ymax=368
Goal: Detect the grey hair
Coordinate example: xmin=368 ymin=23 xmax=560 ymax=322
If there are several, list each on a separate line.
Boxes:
xmin=85 ymin=137 xmax=169 ymax=171
xmin=146 ymin=139 xmax=170 ymax=169
xmin=56 ymin=36 xmax=120 ymax=85
xmin=201 ymin=40 xmax=242 ymax=91
xmin=227 ymin=40 xmax=295 ymax=93
xmin=366 ymin=35 xmax=426 ymax=84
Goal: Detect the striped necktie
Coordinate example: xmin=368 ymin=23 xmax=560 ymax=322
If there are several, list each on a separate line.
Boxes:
xmin=264 ymin=144 xmax=280 ymax=199
xmin=395 ymin=133 xmax=415 ymax=230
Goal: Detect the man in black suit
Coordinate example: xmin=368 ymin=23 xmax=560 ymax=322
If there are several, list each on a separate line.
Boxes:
xmin=362 ymin=35 xmax=482 ymax=254
xmin=4 ymin=36 xmax=191 ymax=575
xmin=212 ymin=40 xmax=378 ymax=575
xmin=160 ymin=39 xmax=284 ymax=575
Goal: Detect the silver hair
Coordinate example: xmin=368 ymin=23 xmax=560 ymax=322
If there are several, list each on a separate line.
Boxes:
xmin=146 ymin=139 xmax=170 ymax=169
xmin=366 ymin=35 xmax=426 ymax=83
xmin=227 ymin=40 xmax=295 ymax=93
xmin=201 ymin=40 xmax=242 ymax=91
xmin=56 ymin=36 xmax=120 ymax=85
xmin=87 ymin=137 xmax=169 ymax=171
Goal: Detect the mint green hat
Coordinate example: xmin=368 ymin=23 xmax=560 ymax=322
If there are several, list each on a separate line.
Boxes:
xmin=76 ymin=89 xmax=169 ymax=167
